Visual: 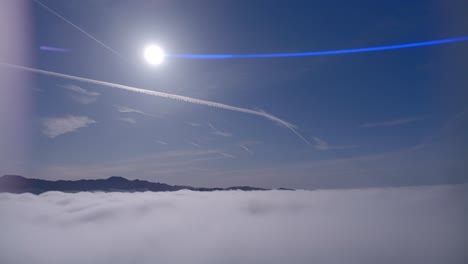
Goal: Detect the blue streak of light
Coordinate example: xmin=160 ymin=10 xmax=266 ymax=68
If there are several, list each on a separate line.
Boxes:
xmin=40 ymin=46 xmax=70 ymax=52
xmin=168 ymin=36 xmax=468 ymax=59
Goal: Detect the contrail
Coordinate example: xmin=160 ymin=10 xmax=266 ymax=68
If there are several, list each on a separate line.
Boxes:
xmin=31 ymin=0 xmax=468 ymax=62
xmin=0 ymin=62 xmax=310 ymax=144
xmin=240 ymin=144 xmax=253 ymax=155
xmin=32 ymin=0 xmax=468 ymax=62
xmin=169 ymin=36 xmax=468 ymax=59
xmin=33 ymin=0 xmax=122 ymax=58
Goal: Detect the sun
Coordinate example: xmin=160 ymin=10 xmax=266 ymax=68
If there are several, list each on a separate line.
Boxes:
xmin=144 ymin=45 xmax=165 ymax=65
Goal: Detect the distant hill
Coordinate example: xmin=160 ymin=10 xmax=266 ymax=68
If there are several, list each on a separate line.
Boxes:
xmin=0 ymin=175 xmax=275 ymax=194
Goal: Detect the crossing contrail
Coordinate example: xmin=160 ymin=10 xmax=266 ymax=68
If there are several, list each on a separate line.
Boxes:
xmin=33 ymin=0 xmax=122 ymax=58
xmin=0 ymin=62 xmax=310 ymax=144
xmin=33 ymin=0 xmax=468 ymax=62
xmin=32 ymin=0 xmax=468 ymax=62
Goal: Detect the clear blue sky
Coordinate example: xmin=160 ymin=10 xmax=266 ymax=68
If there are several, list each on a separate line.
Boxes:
xmin=1 ymin=0 xmax=467 ymax=189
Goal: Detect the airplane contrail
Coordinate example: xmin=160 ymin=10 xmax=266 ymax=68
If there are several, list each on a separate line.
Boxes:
xmin=0 ymin=62 xmax=310 ymax=144
xmin=33 ymin=0 xmax=122 ymax=58
xmin=240 ymin=144 xmax=253 ymax=155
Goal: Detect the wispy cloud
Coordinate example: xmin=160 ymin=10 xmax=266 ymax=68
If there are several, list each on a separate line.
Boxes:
xmin=187 ymin=141 xmax=201 ymax=148
xmin=360 ymin=117 xmax=423 ymax=128
xmin=238 ymin=141 xmax=261 ymax=155
xmin=219 ymin=152 xmax=236 ymax=159
xmin=3 ymin=64 xmax=309 ymax=144
xmin=187 ymin=122 xmax=203 ymax=127
xmin=207 ymin=123 xmax=232 ymax=137
xmin=64 ymin=84 xmax=100 ymax=104
xmin=42 ymin=116 xmax=96 ymax=138
xmin=116 ymin=106 xmax=159 ymax=118
xmin=156 ymin=140 xmax=168 ymax=145
xmin=116 ymin=106 xmax=145 ymax=115
xmin=118 ymin=117 xmax=137 ymax=124
xmin=239 ymin=144 xmax=253 ymax=155
xmin=312 ymin=137 xmax=357 ymax=151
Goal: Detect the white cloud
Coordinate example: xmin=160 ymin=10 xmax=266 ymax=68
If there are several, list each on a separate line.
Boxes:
xmin=64 ymin=84 xmax=100 ymax=104
xmin=360 ymin=117 xmax=423 ymax=128
xmin=118 ymin=117 xmax=137 ymax=124
xmin=0 ymin=184 xmax=466 ymax=264
xmin=116 ymin=106 xmax=159 ymax=119
xmin=116 ymin=106 xmax=145 ymax=115
xmin=42 ymin=116 xmax=96 ymax=138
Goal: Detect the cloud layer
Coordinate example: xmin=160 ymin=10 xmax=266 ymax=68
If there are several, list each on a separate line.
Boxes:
xmin=42 ymin=116 xmax=96 ymax=138
xmin=0 ymin=184 xmax=466 ymax=264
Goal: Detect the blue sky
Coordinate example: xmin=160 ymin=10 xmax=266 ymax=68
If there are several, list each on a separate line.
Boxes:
xmin=1 ymin=0 xmax=467 ymax=188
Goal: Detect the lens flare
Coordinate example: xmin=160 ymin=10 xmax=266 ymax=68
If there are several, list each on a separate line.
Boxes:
xmin=168 ymin=36 xmax=468 ymax=60
xmin=144 ymin=45 xmax=165 ymax=65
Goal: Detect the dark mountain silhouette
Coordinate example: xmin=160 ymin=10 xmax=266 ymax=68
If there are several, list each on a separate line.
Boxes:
xmin=0 ymin=175 xmax=273 ymax=194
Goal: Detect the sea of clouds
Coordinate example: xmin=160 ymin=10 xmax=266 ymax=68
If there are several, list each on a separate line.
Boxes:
xmin=0 ymin=184 xmax=467 ymax=264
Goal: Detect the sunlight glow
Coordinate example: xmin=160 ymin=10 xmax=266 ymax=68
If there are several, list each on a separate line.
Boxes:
xmin=144 ymin=45 xmax=165 ymax=65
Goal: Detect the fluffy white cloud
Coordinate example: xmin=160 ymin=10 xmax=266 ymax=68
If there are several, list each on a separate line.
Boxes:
xmin=0 ymin=184 xmax=466 ymax=264
xmin=64 ymin=85 xmax=100 ymax=104
xmin=42 ymin=116 xmax=96 ymax=138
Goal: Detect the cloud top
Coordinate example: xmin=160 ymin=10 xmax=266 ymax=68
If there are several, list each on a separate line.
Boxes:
xmin=0 ymin=184 xmax=466 ymax=264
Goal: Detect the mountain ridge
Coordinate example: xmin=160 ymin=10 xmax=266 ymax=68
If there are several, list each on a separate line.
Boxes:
xmin=0 ymin=175 xmax=281 ymax=194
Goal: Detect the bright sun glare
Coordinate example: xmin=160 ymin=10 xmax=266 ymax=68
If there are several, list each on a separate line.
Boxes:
xmin=144 ymin=45 xmax=165 ymax=65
